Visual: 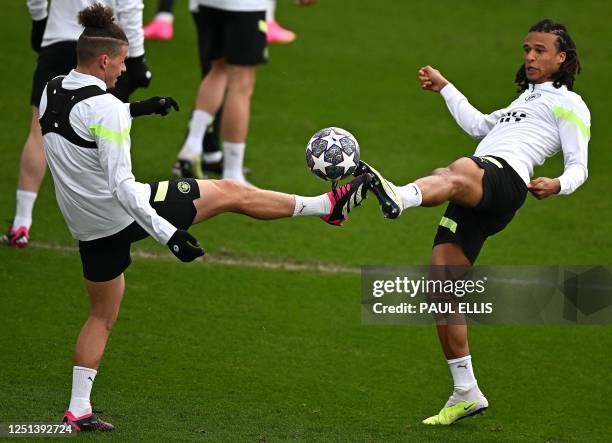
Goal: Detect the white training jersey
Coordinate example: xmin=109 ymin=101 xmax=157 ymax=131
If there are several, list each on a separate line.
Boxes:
xmin=440 ymin=82 xmax=590 ymax=195
xmin=194 ymin=0 xmax=267 ymax=12
xmin=26 ymin=0 xmax=145 ymax=57
xmin=40 ymin=70 xmax=176 ymax=243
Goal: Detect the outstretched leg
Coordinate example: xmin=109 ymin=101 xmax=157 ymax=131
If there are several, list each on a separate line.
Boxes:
xmin=191 ymin=175 xmax=372 ymax=225
xmin=358 ymin=157 xmax=484 ymax=219
xmin=416 ymin=157 xmax=484 ymax=207
xmin=193 ymin=179 xmax=293 ymax=222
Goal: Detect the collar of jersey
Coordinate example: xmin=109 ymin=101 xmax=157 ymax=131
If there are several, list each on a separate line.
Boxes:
xmin=530 ymin=81 xmax=567 ymax=92
xmin=63 ymin=69 xmax=108 ymax=91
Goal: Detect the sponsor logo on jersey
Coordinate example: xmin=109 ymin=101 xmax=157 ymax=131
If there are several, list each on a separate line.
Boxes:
xmin=525 ymin=92 xmax=541 ymax=102
xmin=177 ymin=181 xmax=191 ymax=194
xmin=498 ymin=111 xmax=527 ymax=123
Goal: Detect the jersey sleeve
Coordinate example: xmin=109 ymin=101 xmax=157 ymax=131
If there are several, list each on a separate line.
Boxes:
xmin=89 ymin=98 xmax=177 ymax=244
xmin=27 ymin=0 xmax=48 ymax=21
xmin=440 ymin=83 xmax=506 ymax=140
xmin=553 ymin=98 xmax=590 ymax=195
xmin=114 ymin=0 xmax=145 ymax=58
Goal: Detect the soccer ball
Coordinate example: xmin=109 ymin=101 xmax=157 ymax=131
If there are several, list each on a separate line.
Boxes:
xmin=305 ymin=127 xmax=360 ymax=181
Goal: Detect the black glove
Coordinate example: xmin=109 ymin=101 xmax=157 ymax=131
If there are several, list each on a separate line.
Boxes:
xmin=31 ymin=17 xmax=47 ymax=53
xmin=125 ymin=55 xmax=152 ymax=89
xmin=130 ymin=96 xmax=179 ymax=117
xmin=167 ymin=230 xmax=205 ymax=262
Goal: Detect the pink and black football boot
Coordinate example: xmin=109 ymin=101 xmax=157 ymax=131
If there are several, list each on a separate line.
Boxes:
xmin=143 ymin=16 xmax=173 ymax=41
xmin=322 ymin=173 xmax=372 ymax=226
xmin=62 ymin=411 xmax=114 ymax=432
xmin=0 ymin=225 xmax=29 ymax=248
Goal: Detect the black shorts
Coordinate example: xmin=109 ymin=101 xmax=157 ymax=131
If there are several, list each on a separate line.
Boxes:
xmin=31 ymin=41 xmax=77 ymax=106
xmin=78 ymin=179 xmax=200 ymax=282
xmin=433 ymin=156 xmax=528 ymax=264
xmin=195 ymin=5 xmax=267 ymax=67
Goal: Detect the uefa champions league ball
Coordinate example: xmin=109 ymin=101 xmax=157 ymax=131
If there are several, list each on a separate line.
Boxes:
xmin=305 ymin=127 xmax=360 ymax=181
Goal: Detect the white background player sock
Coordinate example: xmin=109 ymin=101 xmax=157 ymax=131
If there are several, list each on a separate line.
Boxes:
xmin=68 ymin=366 xmax=97 ymax=417
xmin=266 ymin=0 xmax=276 ymax=21
xmin=13 ymin=190 xmax=37 ymax=229
xmin=155 ymin=12 xmax=174 ymax=22
xmin=178 ymin=110 xmax=213 ymax=160
xmin=223 ymin=142 xmax=246 ymax=180
xmin=447 ymin=355 xmax=477 ymax=391
xmin=292 ymin=195 xmax=331 ymax=217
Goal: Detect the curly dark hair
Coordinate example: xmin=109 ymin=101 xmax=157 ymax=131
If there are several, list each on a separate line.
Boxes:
xmin=515 ymin=19 xmax=581 ymax=92
xmin=77 ymin=3 xmax=128 ymax=64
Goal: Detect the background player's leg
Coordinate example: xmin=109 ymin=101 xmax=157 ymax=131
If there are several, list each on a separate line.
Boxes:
xmin=4 ymin=107 xmax=45 ymax=246
xmin=17 ymin=107 xmax=45 ymax=194
xmin=177 ymin=60 xmax=227 ymax=166
xmin=143 ymin=0 xmax=175 ymax=41
xmin=195 ymin=15 xmax=224 ymax=169
xmin=195 ymin=60 xmax=229 ymax=115
xmin=266 ymin=0 xmax=296 ymax=44
xmin=221 ymin=65 xmax=257 ymax=181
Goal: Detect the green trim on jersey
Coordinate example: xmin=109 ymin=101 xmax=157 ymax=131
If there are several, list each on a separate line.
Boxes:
xmin=552 ymin=106 xmax=590 ymax=138
xmin=89 ymin=124 xmax=131 ymax=144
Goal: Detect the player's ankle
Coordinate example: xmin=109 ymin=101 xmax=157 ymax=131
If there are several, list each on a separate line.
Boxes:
xmin=397 ymin=182 xmax=422 ymax=208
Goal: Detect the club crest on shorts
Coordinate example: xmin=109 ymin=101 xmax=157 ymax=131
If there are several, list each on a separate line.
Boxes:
xmin=177 ymin=181 xmax=191 ymax=194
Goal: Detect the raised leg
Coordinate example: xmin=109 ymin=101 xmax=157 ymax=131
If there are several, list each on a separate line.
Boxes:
xmin=192 ymin=179 xmax=295 ymax=223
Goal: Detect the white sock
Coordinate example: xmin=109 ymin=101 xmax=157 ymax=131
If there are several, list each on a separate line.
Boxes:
xmin=266 ymin=0 xmax=276 ymax=21
xmin=447 ymin=355 xmax=477 ymax=391
xmin=203 ymin=150 xmax=222 ymax=164
xmin=396 ymin=182 xmax=422 ymax=208
xmin=222 ymin=141 xmax=246 ymax=181
xmin=155 ymin=12 xmax=174 ymax=22
xmin=68 ymin=366 xmax=97 ymax=417
xmin=178 ymin=110 xmax=213 ymax=160
xmin=13 ymin=190 xmax=37 ymax=229
xmin=292 ymin=194 xmax=331 ymax=217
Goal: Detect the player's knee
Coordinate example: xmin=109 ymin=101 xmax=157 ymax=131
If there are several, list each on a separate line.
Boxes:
xmin=448 ymin=173 xmax=471 ymax=196
xmin=431 ymin=166 xmax=467 ymax=195
xmin=91 ymin=312 xmax=118 ymax=332
xmin=448 ymin=157 xmax=476 ymax=172
xmin=227 ymin=69 xmax=256 ymax=97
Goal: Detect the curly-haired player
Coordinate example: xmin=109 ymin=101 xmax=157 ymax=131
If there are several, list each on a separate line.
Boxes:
xmin=358 ymin=18 xmax=590 ymax=425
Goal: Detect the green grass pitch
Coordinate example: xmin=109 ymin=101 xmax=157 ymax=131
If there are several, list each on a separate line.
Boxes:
xmin=1 ymin=0 xmax=611 ymax=441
